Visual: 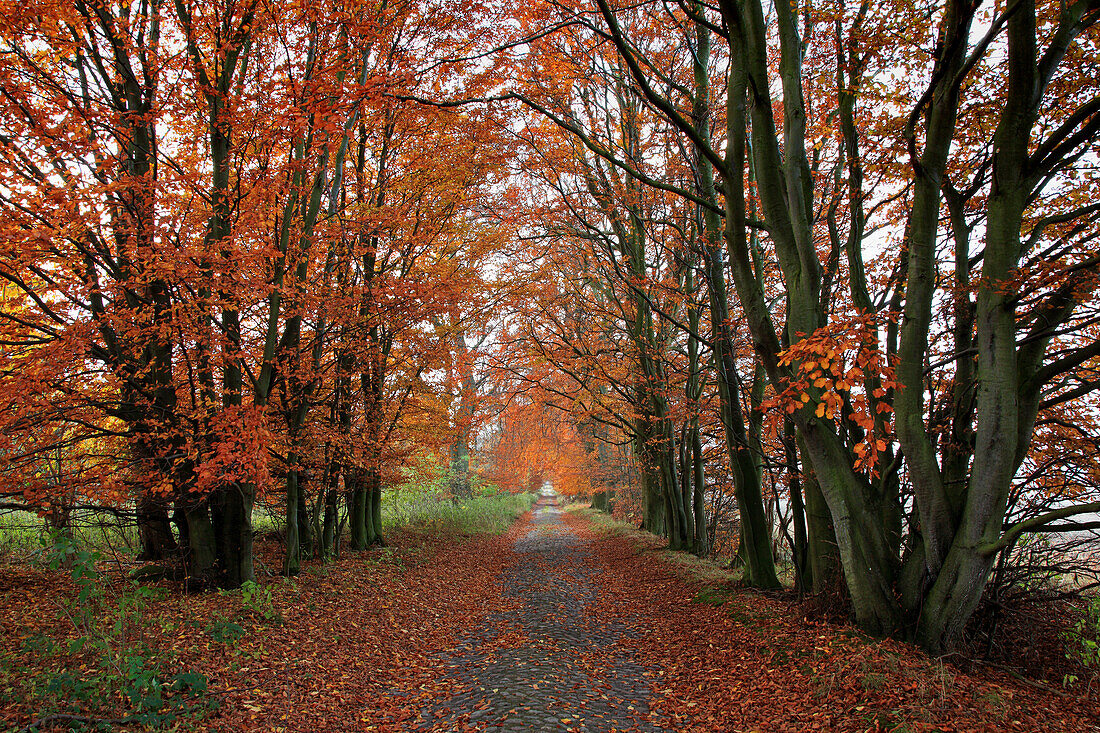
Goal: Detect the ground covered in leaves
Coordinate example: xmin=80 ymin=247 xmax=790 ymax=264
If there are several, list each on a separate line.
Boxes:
xmin=1 ymin=505 xmax=1098 ymax=732
xmin=573 ymin=511 xmax=1099 ymax=732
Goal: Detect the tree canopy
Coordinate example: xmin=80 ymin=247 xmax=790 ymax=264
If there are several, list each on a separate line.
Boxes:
xmin=2 ymin=0 xmax=1099 ymax=653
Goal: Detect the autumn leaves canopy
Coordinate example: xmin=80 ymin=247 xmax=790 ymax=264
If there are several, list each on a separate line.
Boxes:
xmin=2 ymin=0 xmax=1100 ymax=653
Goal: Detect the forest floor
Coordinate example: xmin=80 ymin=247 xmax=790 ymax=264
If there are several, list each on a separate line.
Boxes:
xmin=2 ymin=500 xmax=1099 ymax=733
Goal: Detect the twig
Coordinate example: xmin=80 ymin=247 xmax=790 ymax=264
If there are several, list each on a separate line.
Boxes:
xmin=941 ymin=653 xmax=1074 ymax=698
xmin=19 ymin=712 xmax=133 ymax=732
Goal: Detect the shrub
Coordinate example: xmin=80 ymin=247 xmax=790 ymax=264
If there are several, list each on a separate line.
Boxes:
xmin=14 ymin=534 xmax=213 ymax=728
xmin=1064 ymin=595 xmax=1100 ymax=688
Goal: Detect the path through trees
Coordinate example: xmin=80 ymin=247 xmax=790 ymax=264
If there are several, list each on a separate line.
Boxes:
xmin=2 ymin=0 xmax=1099 ymax=680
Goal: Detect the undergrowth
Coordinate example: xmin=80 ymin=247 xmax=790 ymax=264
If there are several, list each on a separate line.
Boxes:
xmin=2 ymin=489 xmax=533 ymax=731
xmin=0 ymin=511 xmax=140 ymax=559
xmin=2 ymin=534 xmax=214 ymax=732
xmin=402 ymin=493 xmax=535 ymax=535
xmin=1063 ymin=595 xmax=1100 ymax=690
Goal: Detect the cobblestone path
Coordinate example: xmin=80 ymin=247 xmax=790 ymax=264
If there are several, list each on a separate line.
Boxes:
xmin=419 ymin=497 xmax=664 ymax=732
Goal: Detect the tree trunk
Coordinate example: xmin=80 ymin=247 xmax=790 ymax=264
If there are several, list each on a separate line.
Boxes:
xmin=641 ymin=456 xmax=665 ymax=536
xmin=180 ymin=501 xmax=217 ymax=591
xmin=450 ymin=439 xmax=472 ymax=500
xmin=137 ymin=494 xmax=178 ymax=562
xmin=687 ymin=15 xmax=778 ymax=588
xmin=783 ymin=420 xmax=810 ymax=594
xmin=297 ymin=473 xmax=312 ymax=558
xmin=284 ymin=464 xmax=302 ymax=576
xmin=321 ymin=484 xmax=338 ymax=560
xmin=349 ymin=468 xmax=368 ymax=551
xmin=691 ymin=424 xmax=708 ymax=556
xmin=791 ymin=433 xmax=841 ymax=598
xmin=212 ymin=484 xmax=255 ymax=588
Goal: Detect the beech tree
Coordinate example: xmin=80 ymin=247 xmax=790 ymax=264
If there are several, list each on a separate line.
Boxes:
xmin=560 ymin=0 xmax=1100 ymax=649
xmin=0 ymin=0 xmax=185 ymax=560
xmin=0 ymin=0 xmax=516 ymax=587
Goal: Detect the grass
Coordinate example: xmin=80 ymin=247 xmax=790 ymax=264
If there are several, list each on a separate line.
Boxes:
xmin=567 ymin=505 xmax=636 ymax=536
xmin=2 ymin=490 xmax=535 ymax=565
xmin=692 ymin=585 xmax=737 ymax=607
xmin=0 ymin=510 xmax=140 ymax=559
xmin=393 ymin=492 xmax=536 ymax=535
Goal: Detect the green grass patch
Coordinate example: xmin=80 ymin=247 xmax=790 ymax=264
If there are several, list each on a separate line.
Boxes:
xmin=692 ymin=585 xmax=736 ymax=607
xmin=377 ymin=457 xmax=535 ymax=536
xmin=0 ymin=510 xmax=42 ymax=555
xmin=385 ymin=492 xmax=535 ymax=536
xmin=412 ymin=493 xmax=536 ymax=535
xmin=0 ymin=510 xmax=140 ymax=559
xmin=567 ymin=506 xmax=639 ymax=537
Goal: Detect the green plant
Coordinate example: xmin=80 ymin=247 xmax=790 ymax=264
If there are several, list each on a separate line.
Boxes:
xmin=44 ymin=534 xmax=102 ymax=626
xmin=1064 ymin=595 xmax=1100 ymax=686
xmin=27 ymin=533 xmax=211 ymax=727
xmin=218 ymin=579 xmax=274 ymax=616
xmin=239 ymin=580 xmax=278 ymax=623
xmin=207 ymin=617 xmax=247 ymax=644
xmin=366 ymin=546 xmax=405 ymax=570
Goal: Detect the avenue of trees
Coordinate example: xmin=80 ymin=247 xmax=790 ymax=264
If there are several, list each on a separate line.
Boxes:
xmin=2 ymin=0 xmax=1099 ymax=653
xmin=0 ymin=0 xmax=517 ymax=583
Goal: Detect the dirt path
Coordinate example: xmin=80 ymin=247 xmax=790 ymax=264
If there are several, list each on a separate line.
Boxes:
xmin=370 ymin=501 xmax=1098 ymax=733
xmin=415 ymin=497 xmax=664 ymax=732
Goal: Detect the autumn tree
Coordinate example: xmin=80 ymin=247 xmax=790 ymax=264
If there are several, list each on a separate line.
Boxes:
xmin=0 ymin=0 xmax=189 ymax=562
xmin=563 ymin=0 xmax=1100 ymax=650
xmin=0 ymin=0 xmax=519 ymax=587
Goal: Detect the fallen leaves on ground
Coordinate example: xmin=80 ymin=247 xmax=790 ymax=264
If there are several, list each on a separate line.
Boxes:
xmin=0 ymin=523 xmax=524 ymax=733
xmin=567 ymin=510 xmax=1100 ymax=733
xmin=2 ymin=510 xmax=1098 ymax=732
